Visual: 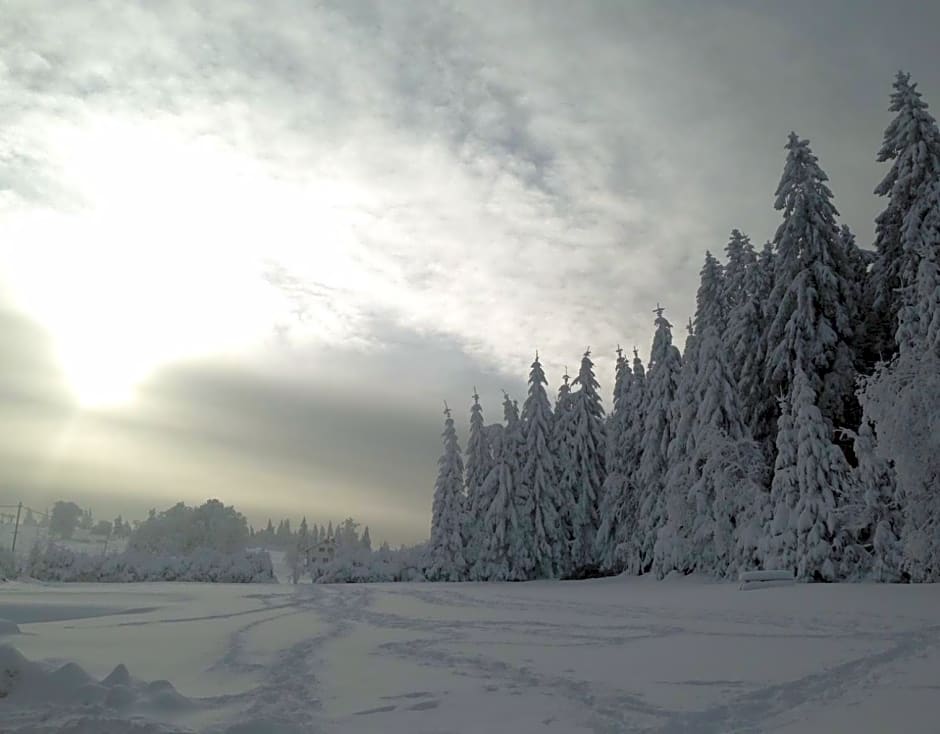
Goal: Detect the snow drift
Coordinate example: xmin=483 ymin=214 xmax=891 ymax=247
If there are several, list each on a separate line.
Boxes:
xmin=0 ymin=644 xmax=199 ymax=733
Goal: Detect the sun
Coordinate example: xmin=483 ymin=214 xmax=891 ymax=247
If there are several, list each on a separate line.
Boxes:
xmin=59 ymin=356 xmax=144 ymax=409
xmin=51 ymin=326 xmax=155 ymax=408
xmin=0 ymin=113 xmax=379 ymax=409
xmin=0 ymin=117 xmax=270 ymax=409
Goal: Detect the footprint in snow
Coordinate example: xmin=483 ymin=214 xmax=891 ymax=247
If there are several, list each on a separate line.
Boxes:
xmin=407 ymin=699 xmax=440 ymax=711
xmin=381 ymin=690 xmax=434 ymax=700
xmin=353 ymin=705 xmax=398 ymax=715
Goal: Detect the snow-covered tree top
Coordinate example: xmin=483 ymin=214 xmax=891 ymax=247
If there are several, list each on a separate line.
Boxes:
xmin=439 ymin=403 xmax=461 ymax=464
xmin=649 ymin=305 xmax=677 ymax=371
xmin=522 ymin=353 xmax=555 ymax=443
xmin=875 ymin=71 xmax=940 ymax=201
xmin=772 ymin=133 xmax=848 ymax=294
xmin=613 ymin=345 xmax=627 ymax=401
xmin=503 ymin=392 xmax=521 ymax=430
xmin=694 ymin=251 xmax=726 ymax=337
xmin=723 ymin=229 xmax=756 ymax=310
xmin=573 ymin=348 xmax=601 ymax=395
xmin=632 ymin=347 xmax=646 ymax=381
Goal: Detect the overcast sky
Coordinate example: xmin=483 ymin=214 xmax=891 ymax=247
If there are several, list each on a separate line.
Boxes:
xmin=1 ymin=1 xmax=938 ymax=544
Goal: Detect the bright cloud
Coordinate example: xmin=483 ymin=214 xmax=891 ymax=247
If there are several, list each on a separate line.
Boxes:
xmin=0 ymin=1 xmax=723 ymax=407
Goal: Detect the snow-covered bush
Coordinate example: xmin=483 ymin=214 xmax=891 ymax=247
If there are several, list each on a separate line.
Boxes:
xmin=128 ymin=499 xmax=249 ymax=556
xmin=25 ymin=543 xmax=274 ymax=583
xmin=312 ymin=543 xmax=427 ymax=583
xmin=860 ymin=350 xmax=940 ymax=581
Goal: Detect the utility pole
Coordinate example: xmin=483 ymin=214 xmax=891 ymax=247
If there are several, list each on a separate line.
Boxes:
xmin=11 ymin=502 xmax=22 ymax=557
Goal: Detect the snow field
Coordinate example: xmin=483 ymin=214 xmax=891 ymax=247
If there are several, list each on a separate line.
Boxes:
xmin=2 ymin=577 xmax=939 ymax=733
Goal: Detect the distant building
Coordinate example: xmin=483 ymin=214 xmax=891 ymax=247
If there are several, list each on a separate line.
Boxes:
xmin=308 ymin=537 xmax=335 ymax=568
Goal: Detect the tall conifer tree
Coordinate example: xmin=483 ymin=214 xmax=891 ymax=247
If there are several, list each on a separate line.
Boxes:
xmin=569 ymin=350 xmax=607 ymax=572
xmin=464 ymin=389 xmax=493 ymax=571
xmin=521 ymin=354 xmax=564 ymax=578
xmin=636 ymin=307 xmax=682 ymax=573
xmin=477 ymin=395 xmax=531 ymax=580
xmin=428 ymin=404 xmax=467 ymax=581
xmin=765 ymin=133 xmax=857 ymax=438
xmin=552 ymin=370 xmax=577 ymax=575
xmin=596 ymin=347 xmax=635 ymax=572
xmin=870 ymin=71 xmax=940 ymax=360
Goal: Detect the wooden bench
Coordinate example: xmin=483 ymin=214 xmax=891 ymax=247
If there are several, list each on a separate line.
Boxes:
xmin=738 ymin=569 xmax=795 ymax=590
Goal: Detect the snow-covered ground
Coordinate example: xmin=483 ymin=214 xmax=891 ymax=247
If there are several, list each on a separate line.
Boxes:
xmin=1 ymin=577 xmax=939 ymax=733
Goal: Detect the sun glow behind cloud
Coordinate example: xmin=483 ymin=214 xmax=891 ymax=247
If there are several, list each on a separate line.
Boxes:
xmin=1 ymin=1 xmax=730 ymax=419
xmin=0 ymin=114 xmax=386 ymax=406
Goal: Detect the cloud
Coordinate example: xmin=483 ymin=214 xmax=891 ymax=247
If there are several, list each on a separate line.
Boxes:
xmin=0 ymin=305 xmax=522 ymax=543
xmin=1 ymin=0 xmax=939 ymax=537
xmin=0 ymin=0 xmax=705 ymax=384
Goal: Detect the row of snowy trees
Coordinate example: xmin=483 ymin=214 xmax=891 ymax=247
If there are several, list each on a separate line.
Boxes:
xmin=280 ymin=515 xmax=431 ymax=584
xmin=250 ymin=516 xmax=368 ymax=551
xmin=428 ymin=71 xmax=940 ymax=583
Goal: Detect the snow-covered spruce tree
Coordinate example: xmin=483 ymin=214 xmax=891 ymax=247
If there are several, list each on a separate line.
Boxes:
xmin=568 ymin=350 xmax=607 ymax=574
xmin=657 ymin=251 xmax=765 ymax=578
xmin=767 ymin=369 xmax=851 ymax=581
xmin=869 ymin=71 xmax=940 ymax=363
xmin=764 ymin=389 xmax=800 ymax=573
xmin=792 ymin=370 xmax=852 ymax=581
xmin=694 ymin=251 xmax=726 ymax=336
xmin=463 ymin=389 xmax=494 ymax=573
xmin=427 ymin=404 xmax=467 ymax=581
xmin=596 ymin=347 xmax=635 ymax=573
xmin=619 ymin=349 xmax=648 ymax=574
xmin=725 ymin=234 xmax=776 ymax=458
xmin=505 ymin=393 xmax=535 ymax=580
xmin=551 ymin=370 xmax=577 ymax=575
xmin=861 ymin=96 xmax=940 ymax=581
xmin=685 ymin=325 xmax=761 ymax=578
xmin=722 ymin=229 xmax=755 ymax=315
xmin=659 ymin=255 xmax=727 ymax=574
xmin=859 ymin=178 xmax=940 ymax=581
xmin=765 ymin=132 xmax=858 ymax=439
xmin=861 ymin=136 xmax=940 ymax=581
xmin=635 ymin=307 xmax=682 ymax=574
xmin=841 ymin=224 xmax=876 ymax=357
xmin=898 ymin=177 xmax=940 ymax=354
xmin=605 ymin=346 xmax=629 ymax=466
xmin=654 ymin=318 xmax=699 ymax=578
xmin=477 ymin=395 xmax=533 ymax=581
xmin=520 ymin=353 xmax=564 ymax=578
xmin=839 ymin=420 xmax=903 ymax=581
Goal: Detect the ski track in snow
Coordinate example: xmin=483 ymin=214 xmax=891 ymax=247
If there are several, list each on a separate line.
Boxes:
xmin=2 ymin=580 xmax=939 ymax=733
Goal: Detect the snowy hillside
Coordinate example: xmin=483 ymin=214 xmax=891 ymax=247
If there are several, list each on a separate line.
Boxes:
xmin=2 ymin=577 xmax=939 ymax=733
